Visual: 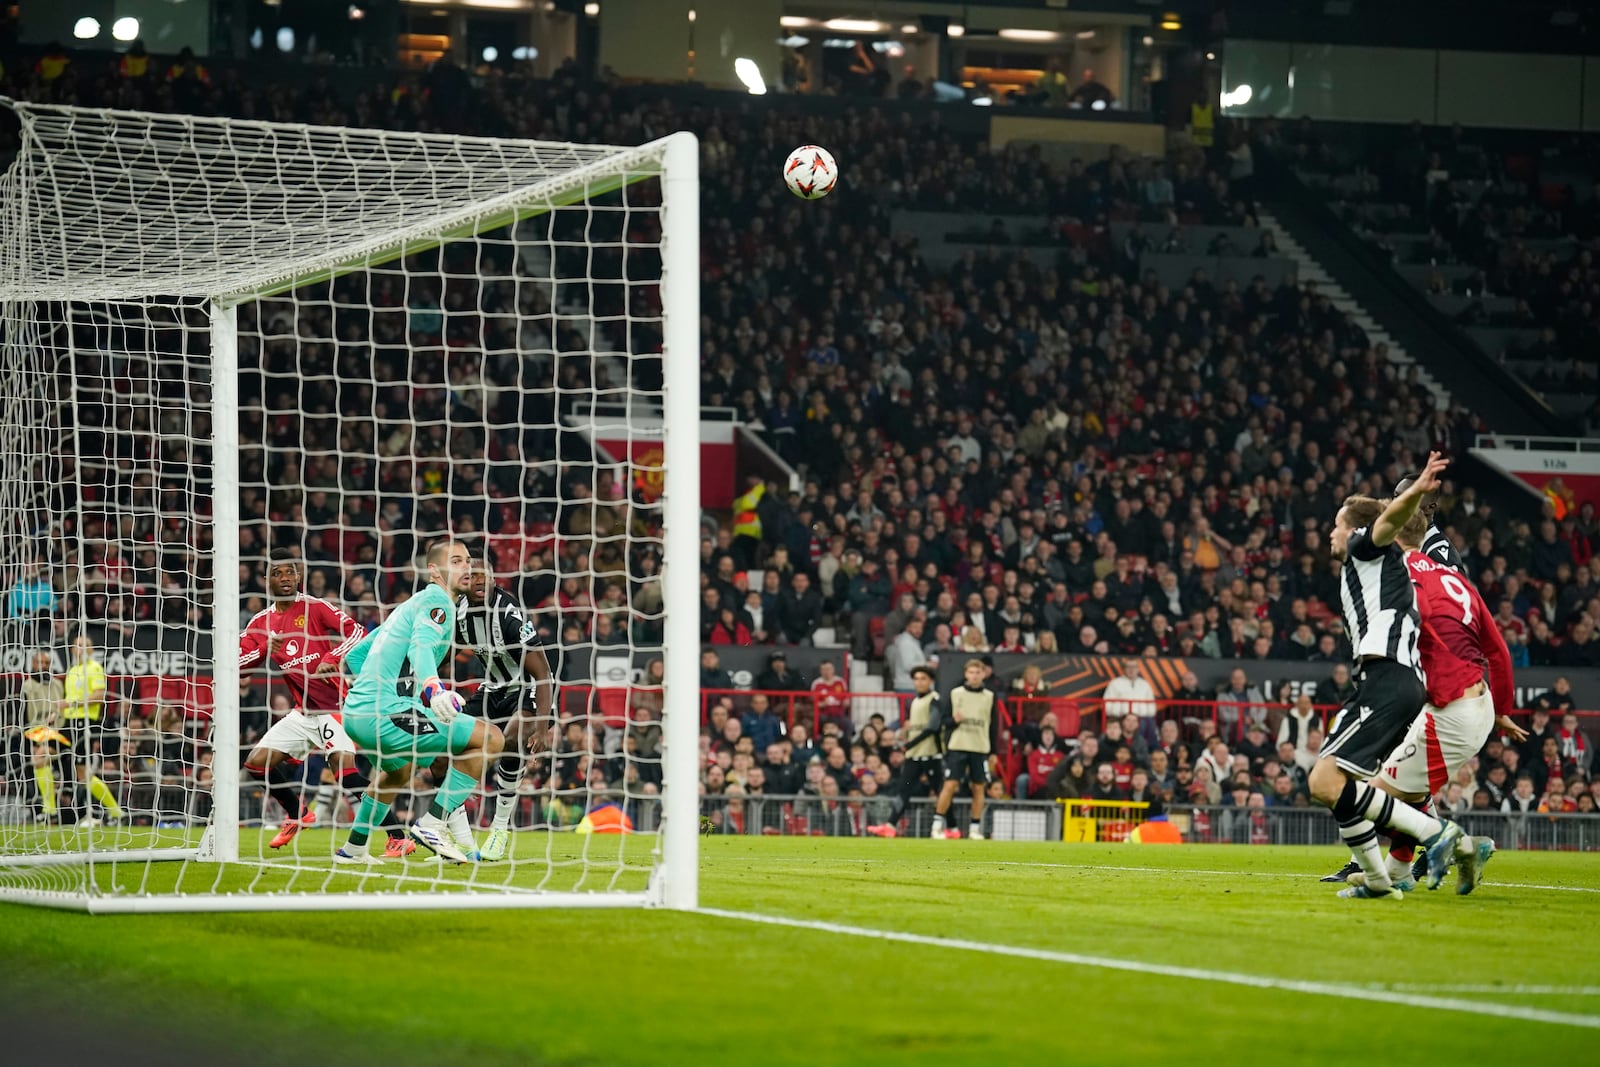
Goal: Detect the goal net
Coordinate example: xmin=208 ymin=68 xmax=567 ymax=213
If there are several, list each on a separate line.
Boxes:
xmin=0 ymin=99 xmax=701 ymax=912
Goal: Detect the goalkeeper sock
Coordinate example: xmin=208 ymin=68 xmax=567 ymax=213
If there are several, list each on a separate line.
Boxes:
xmin=346 ymin=794 xmax=392 ymax=851
xmin=428 ymin=767 xmax=480 ymax=820
xmin=491 ymin=752 xmax=525 ymax=832
xmin=35 ymin=764 xmax=57 ymax=816
xmin=88 ymin=775 xmax=122 ymax=819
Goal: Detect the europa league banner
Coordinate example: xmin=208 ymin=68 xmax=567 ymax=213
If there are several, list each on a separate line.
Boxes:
xmin=936 ymin=653 xmax=1600 ymax=713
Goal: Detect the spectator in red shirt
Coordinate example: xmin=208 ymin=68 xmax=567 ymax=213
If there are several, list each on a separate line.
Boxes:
xmin=707 ymin=606 xmax=752 ymax=646
xmin=1015 ymin=725 xmax=1065 ymax=799
xmin=809 ymin=660 xmax=849 ymax=733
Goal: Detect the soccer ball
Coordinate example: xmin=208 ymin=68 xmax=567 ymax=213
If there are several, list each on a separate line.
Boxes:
xmin=783 ymin=144 xmax=838 ymax=200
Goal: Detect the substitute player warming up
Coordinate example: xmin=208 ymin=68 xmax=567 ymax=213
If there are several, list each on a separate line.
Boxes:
xmin=1315 ymin=453 xmax=1480 ymax=900
xmin=931 ymin=659 xmax=995 ymax=841
xmin=867 ymin=665 xmax=944 ymax=837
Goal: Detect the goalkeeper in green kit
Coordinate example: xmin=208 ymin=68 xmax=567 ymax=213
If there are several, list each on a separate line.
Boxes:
xmin=333 ymin=539 xmax=504 ymax=865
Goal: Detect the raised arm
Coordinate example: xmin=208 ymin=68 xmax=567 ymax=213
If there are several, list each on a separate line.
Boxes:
xmin=1373 ymin=452 xmax=1448 ymax=548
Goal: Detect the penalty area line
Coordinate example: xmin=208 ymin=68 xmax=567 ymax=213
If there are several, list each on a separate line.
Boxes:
xmin=696 ymin=908 xmax=1600 ymax=1030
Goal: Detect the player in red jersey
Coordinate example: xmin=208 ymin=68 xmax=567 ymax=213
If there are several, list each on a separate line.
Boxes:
xmin=1346 ymin=507 xmax=1526 ymax=894
xmin=240 ymin=549 xmax=367 ymax=849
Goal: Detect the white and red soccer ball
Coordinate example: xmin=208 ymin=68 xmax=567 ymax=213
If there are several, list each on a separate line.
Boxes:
xmin=783 ymin=144 xmax=838 ymax=200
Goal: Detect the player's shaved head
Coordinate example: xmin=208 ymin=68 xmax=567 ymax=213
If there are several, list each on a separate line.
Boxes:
xmin=425 ymin=538 xmax=464 ymax=567
xmin=1395 ymin=474 xmax=1441 ymax=517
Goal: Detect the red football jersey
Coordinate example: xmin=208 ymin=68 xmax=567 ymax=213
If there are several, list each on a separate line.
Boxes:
xmin=240 ymin=593 xmax=364 ymax=713
xmin=1406 ymin=551 xmax=1513 ymax=713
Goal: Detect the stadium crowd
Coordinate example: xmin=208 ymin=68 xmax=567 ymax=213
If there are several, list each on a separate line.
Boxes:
xmin=1 ymin=46 xmax=1597 ymax=836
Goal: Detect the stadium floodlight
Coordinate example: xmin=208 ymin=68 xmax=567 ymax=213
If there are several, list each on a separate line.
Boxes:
xmin=111 ymin=16 xmax=140 ymax=41
xmin=584 ymin=2 xmax=599 ymax=16
xmin=482 ymin=45 xmax=499 ymax=62
xmin=0 ymin=101 xmax=701 ymax=914
xmin=947 ymin=22 xmax=965 ymax=37
xmin=824 ymin=18 xmax=882 ymax=33
xmin=73 ymin=16 xmax=100 ymax=39
xmin=735 ymin=57 xmax=766 ymax=95
xmin=276 ymin=27 xmax=295 ymax=51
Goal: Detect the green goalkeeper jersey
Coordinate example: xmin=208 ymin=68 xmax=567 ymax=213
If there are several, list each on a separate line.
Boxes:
xmin=343 ymin=584 xmax=455 ymax=718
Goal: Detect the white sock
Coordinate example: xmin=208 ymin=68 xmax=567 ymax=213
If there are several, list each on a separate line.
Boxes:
xmin=1385 ymin=853 xmax=1412 ymax=883
xmin=341 ymin=838 xmax=368 ymax=856
xmin=1356 ymin=783 xmax=1443 ymax=843
xmin=492 ymin=795 xmax=517 ymax=832
xmin=447 ymin=805 xmax=476 ymax=850
xmin=969 ymin=821 xmax=982 ymax=837
xmin=931 ymin=815 xmax=946 ymax=833
xmin=491 ymin=757 xmax=524 ymax=832
xmin=1337 ymin=816 xmax=1391 ymax=888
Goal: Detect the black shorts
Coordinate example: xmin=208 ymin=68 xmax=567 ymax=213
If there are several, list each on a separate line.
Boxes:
xmin=1321 ymin=659 xmax=1427 ymax=779
xmin=59 ymin=719 xmax=101 ymax=759
xmin=464 ymin=687 xmax=538 ymax=729
xmin=942 ymin=750 xmax=991 ymax=788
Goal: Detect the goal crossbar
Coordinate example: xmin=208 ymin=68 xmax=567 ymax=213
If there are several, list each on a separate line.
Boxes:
xmin=0 ymin=97 xmax=672 ymax=303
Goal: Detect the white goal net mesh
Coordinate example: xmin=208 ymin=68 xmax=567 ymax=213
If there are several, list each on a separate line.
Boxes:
xmin=0 ymin=100 xmax=699 ymax=911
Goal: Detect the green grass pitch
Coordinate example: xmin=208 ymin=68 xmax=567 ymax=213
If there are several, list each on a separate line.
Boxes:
xmin=1 ymin=836 xmax=1597 ymax=1066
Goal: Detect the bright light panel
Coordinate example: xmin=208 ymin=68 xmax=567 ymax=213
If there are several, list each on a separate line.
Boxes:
xmin=824 ymin=19 xmax=883 ymax=33
xmin=72 ymin=16 xmax=100 ymax=39
xmin=999 ymin=29 xmax=1061 ymax=42
xmin=111 ymin=16 xmax=140 ymax=41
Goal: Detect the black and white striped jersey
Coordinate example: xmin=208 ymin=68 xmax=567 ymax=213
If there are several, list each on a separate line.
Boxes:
xmin=1421 ymin=522 xmax=1467 ymax=577
xmin=455 ymin=586 xmax=545 ymax=693
xmin=1341 ymin=526 xmax=1422 ymax=671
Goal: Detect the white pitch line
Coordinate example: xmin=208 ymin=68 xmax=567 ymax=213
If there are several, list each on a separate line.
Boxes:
xmin=1367 ymin=984 xmax=1600 ymax=996
xmin=970 ymin=859 xmax=1600 ymax=894
xmin=698 ymin=907 xmax=1600 ymax=1030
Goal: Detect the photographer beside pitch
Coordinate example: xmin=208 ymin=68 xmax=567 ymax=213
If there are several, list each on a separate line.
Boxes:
xmin=1316 ymin=453 xmax=1486 ymax=900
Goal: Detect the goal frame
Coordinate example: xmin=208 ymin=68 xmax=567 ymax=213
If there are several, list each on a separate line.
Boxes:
xmin=0 ymin=114 xmax=701 ymax=914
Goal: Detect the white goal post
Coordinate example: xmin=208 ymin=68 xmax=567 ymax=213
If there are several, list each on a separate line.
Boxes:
xmin=0 ymin=99 xmax=700 ymax=912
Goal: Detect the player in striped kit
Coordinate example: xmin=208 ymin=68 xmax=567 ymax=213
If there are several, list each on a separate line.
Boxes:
xmin=1342 ymin=504 xmax=1525 ymax=895
xmin=1314 ymin=453 xmax=1483 ymax=900
xmin=453 ymin=549 xmax=556 ymax=862
xmin=240 ymin=549 xmax=367 ymax=849
xmin=1326 ymin=473 xmax=1528 ymax=888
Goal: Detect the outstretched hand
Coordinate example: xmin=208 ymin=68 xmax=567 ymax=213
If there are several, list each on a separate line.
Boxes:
xmin=1411 ymin=451 xmax=1449 ymax=496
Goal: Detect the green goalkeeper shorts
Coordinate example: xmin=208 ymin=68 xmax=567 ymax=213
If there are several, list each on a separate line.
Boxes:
xmin=342 ymin=702 xmax=480 ymax=773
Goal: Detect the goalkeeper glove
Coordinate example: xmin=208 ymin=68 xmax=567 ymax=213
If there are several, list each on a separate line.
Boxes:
xmin=420 ymin=678 xmax=464 ymax=724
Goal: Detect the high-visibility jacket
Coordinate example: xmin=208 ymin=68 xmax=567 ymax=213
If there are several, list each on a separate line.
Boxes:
xmin=732 ymin=483 xmax=764 ymax=540
xmin=1190 ymin=102 xmax=1215 ymax=147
